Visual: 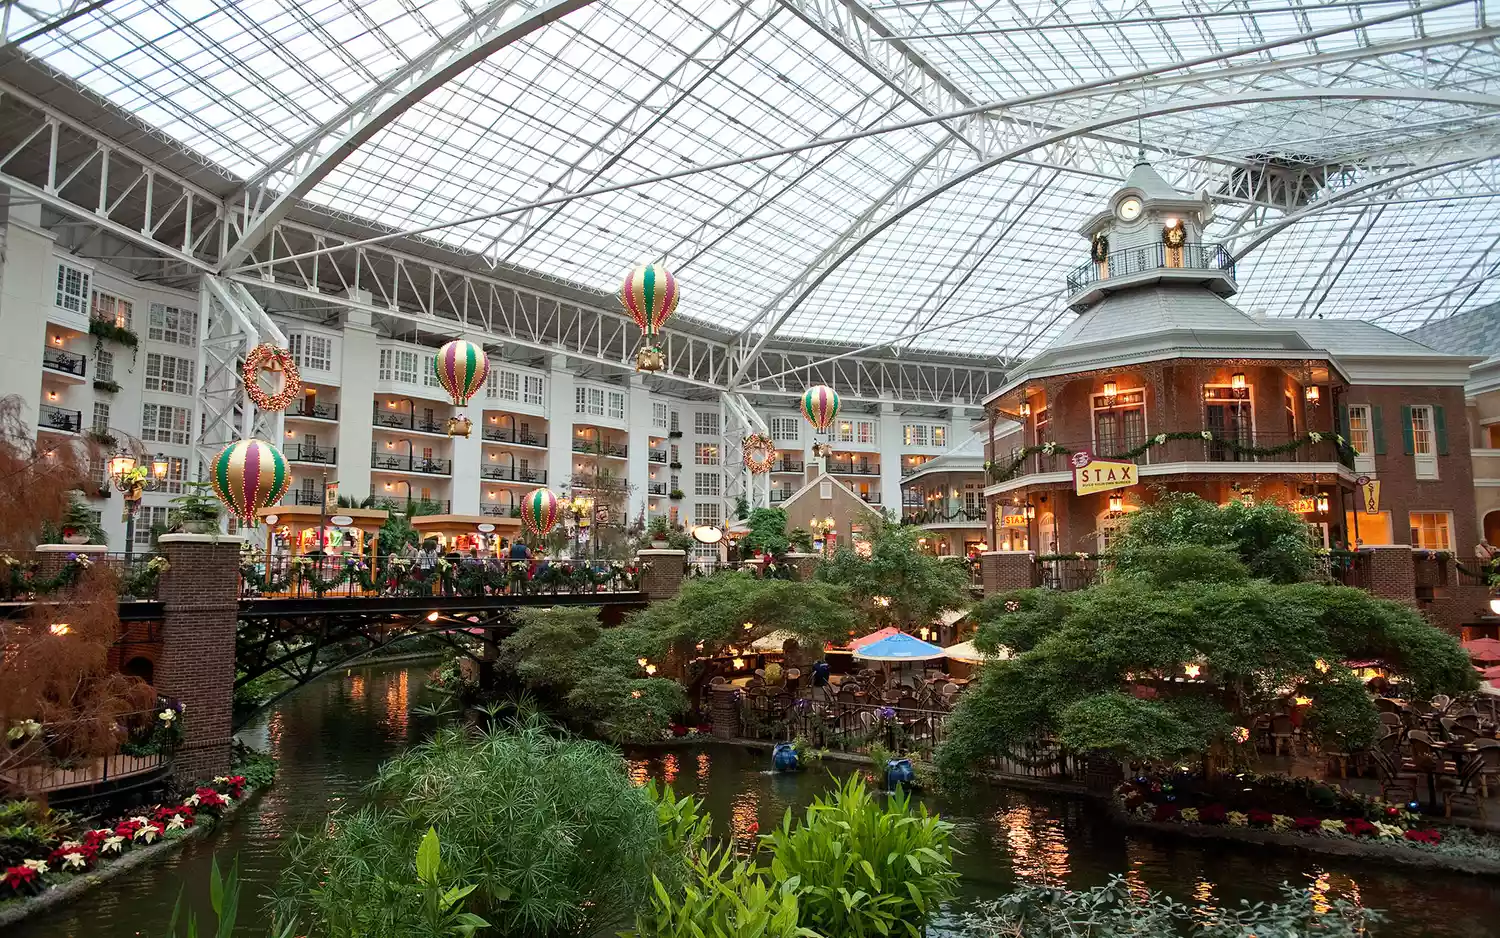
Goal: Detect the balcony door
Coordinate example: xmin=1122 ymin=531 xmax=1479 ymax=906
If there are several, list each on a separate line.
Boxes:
xmin=1204 ymin=387 xmax=1254 ymax=461
xmin=1092 ymin=389 xmax=1145 ymax=459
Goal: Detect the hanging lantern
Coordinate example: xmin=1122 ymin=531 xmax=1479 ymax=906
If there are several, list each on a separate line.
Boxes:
xmin=742 ymin=432 xmax=776 ymax=474
xmin=620 ymin=263 xmax=679 ymax=373
xmin=800 ymin=385 xmax=840 ymax=433
xmin=210 ymin=439 xmax=290 ymax=524
xmin=435 ymin=340 xmax=489 ymax=407
xmin=521 ymin=488 xmax=561 ymax=538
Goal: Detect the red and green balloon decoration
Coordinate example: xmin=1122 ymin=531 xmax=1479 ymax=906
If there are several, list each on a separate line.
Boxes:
xmin=521 ymin=488 xmax=561 ymax=538
xmin=620 ymin=263 xmax=679 ymax=372
xmin=210 ymin=439 xmax=290 ymax=524
xmin=800 ymin=385 xmax=840 ymax=433
xmin=435 ymin=339 xmax=488 ymax=437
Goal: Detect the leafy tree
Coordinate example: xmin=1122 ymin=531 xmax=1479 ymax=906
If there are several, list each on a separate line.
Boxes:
xmin=626 ymin=573 xmax=858 ymax=648
xmin=814 ymin=518 xmax=970 ymax=631
xmin=936 ymin=497 xmax=1476 ymax=783
xmin=273 ymin=722 xmax=679 ymax=938
xmin=741 ymin=507 xmax=790 ymax=557
xmin=38 ymin=491 xmax=106 ymax=544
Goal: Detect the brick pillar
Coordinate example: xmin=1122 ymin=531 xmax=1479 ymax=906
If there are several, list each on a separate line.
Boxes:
xmin=784 ymin=552 xmax=818 ymax=581
xmin=637 ymin=549 xmax=687 ymax=600
xmin=710 ymin=685 xmax=742 ymax=740
xmin=1364 ymin=545 xmax=1417 ymax=607
xmin=33 ymin=544 xmax=107 ymax=581
xmin=981 ymin=550 xmax=1037 ymax=596
xmin=156 ymin=534 xmax=244 ymax=784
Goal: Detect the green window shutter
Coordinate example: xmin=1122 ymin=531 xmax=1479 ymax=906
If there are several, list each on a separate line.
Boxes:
xmin=1335 ymin=404 xmax=1348 ymax=440
xmin=1434 ymin=405 xmax=1448 ymax=456
xmin=1401 ymin=405 xmax=1414 ymax=455
xmin=1371 ymin=405 xmax=1385 ymax=455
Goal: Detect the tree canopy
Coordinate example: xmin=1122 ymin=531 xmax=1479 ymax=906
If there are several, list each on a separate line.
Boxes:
xmin=815 ymin=518 xmax=970 ymax=631
xmin=937 ymin=495 xmax=1476 ymax=779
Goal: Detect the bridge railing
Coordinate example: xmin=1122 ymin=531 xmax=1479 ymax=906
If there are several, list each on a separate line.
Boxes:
xmin=239 ymin=554 xmax=644 ymax=599
xmin=0 ymin=698 xmax=179 ymax=797
xmin=1 ymin=551 xmax=166 ymax=601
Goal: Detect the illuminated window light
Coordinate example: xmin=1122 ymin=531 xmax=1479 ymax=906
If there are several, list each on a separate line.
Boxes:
xmin=1305 ymin=386 xmax=1320 ymax=403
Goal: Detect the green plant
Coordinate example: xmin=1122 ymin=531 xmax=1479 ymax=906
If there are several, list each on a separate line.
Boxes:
xmin=735 ymin=495 xmax=750 ymax=521
xmin=742 ymin=507 xmax=790 ymax=557
xmin=788 ymin=528 xmax=814 ymax=553
xmin=40 ymin=491 xmax=105 ymax=544
xmin=665 ymin=526 xmax=695 ymax=552
xmin=668 ymin=488 xmax=685 ymax=500
xmin=764 ymin=774 xmax=957 ymax=937
xmin=414 ymin=828 xmax=491 ymax=937
xmin=89 ymin=317 xmax=139 ymax=348
xmin=337 ymin=494 xmax=378 ymax=509
xmin=648 ymin=516 xmax=672 ymax=541
xmin=92 ymin=379 xmax=121 ymax=394
xmin=815 ymin=517 xmax=969 ymax=631
xmin=231 ymin=741 xmax=278 ymax=789
xmin=273 ymin=722 xmax=675 ymax=938
xmin=625 ymin=848 xmax=817 ymax=938
xmin=85 ymin=427 xmax=118 ymax=447
xmin=948 ymin=876 xmax=1380 ymax=937
xmin=169 ymin=481 xmax=223 ymax=531
xmin=158 ymin=856 xmax=299 ymax=938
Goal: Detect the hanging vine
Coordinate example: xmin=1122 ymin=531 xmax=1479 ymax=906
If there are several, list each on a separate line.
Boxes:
xmin=984 ymin=430 xmax=1357 ymax=484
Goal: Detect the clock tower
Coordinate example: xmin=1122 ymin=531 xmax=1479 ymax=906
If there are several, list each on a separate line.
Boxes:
xmin=1066 ymin=159 xmax=1233 ymax=312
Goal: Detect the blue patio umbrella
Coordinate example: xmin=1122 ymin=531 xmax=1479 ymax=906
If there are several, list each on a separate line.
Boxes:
xmin=852 ymin=632 xmax=945 ymax=662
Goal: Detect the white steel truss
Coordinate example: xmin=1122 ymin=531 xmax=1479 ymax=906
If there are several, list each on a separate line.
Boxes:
xmin=194 ymin=276 xmax=287 ymax=479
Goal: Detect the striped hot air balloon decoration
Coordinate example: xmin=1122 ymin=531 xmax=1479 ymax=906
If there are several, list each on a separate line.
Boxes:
xmin=521 ymin=488 xmax=561 ymax=538
xmin=620 ymin=263 xmax=679 ymax=372
xmin=210 ymin=439 xmax=290 ymax=523
xmin=435 ymin=339 xmax=489 ymax=407
xmin=800 ymin=385 xmax=840 ymax=433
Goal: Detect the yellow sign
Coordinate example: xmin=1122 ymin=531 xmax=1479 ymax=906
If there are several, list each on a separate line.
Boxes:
xmin=1072 ymin=452 xmax=1138 ymax=497
xmin=324 ymin=480 xmax=339 ymax=511
xmin=1292 ymin=497 xmax=1317 ymax=514
xmin=1001 ymin=513 xmax=1028 ymax=527
xmin=1360 ymin=479 xmax=1381 ymax=515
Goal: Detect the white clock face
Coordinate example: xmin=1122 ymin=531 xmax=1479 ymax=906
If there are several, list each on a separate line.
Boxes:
xmin=1117 ymin=197 xmax=1143 ymax=222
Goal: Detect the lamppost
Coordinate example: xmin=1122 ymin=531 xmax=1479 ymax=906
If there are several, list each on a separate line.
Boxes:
xmin=108 ymin=452 xmax=166 ymax=562
xmin=568 ymin=494 xmax=594 ymax=560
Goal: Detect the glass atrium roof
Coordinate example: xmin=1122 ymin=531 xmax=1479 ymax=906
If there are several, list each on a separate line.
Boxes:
xmin=9 ymin=0 xmax=1500 ymax=359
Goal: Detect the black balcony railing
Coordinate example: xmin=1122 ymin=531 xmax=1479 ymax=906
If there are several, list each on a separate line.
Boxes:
xmin=648 ymin=448 xmax=668 ymax=463
xmin=858 ymin=493 xmax=881 ymax=505
xmin=481 ymin=425 xmax=548 ymax=447
xmin=999 ymin=431 xmax=1346 ymax=481
xmin=480 ymin=465 xmax=546 ymax=483
xmin=573 ymin=439 xmax=628 ymax=458
xmin=372 ymin=404 xmax=447 ymax=435
xmin=770 ymin=488 xmax=793 ymax=503
xmin=38 ymin=404 xmax=81 ymax=433
xmin=481 ymin=505 xmax=521 ymax=518
xmin=827 ymin=460 xmax=879 ymax=475
xmin=369 ymin=497 xmax=452 ymax=514
xmin=647 ymin=481 xmax=668 ymax=495
xmin=42 ymin=346 xmax=86 ymax=377
xmin=371 ymin=452 xmax=451 ymax=475
xmin=283 ymin=490 xmax=325 ymax=507
xmin=1038 ymin=556 xmax=1103 ymax=591
xmin=1066 ymin=242 xmax=1234 ymax=295
xmin=900 ymin=462 xmax=932 ymax=477
xmin=902 ymin=507 xmax=985 ymax=525
xmin=288 ymin=400 xmax=339 ymax=420
xmin=240 ymin=553 xmax=640 ymax=599
xmin=772 ymin=459 xmax=805 ymax=473
xmin=285 ymin=444 xmax=337 ymax=465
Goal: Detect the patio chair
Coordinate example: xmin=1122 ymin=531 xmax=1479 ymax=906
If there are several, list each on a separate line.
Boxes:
xmin=1270 ymin=714 xmax=1298 ymax=756
xmin=1441 ymin=756 xmax=1489 ymax=819
xmin=1473 ymin=740 xmax=1500 ymax=798
xmin=1368 ymin=748 xmax=1421 ymax=805
xmin=1379 ymin=712 xmax=1405 ymax=736
xmin=1456 ymin=711 xmax=1481 ymax=732
xmin=1430 ymin=694 xmax=1453 ymax=713
xmin=1375 ymin=697 xmax=1404 ymax=714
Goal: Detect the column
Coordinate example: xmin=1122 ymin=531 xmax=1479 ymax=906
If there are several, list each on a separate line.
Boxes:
xmin=336 ymin=292 xmax=378 ymax=501
xmin=447 ymin=330 xmax=486 ymax=515
xmin=981 ymin=549 xmax=1037 ymax=595
xmin=878 ymin=401 xmax=902 ymax=514
xmin=155 ymin=534 xmax=244 ymax=783
xmin=1364 ymin=545 xmax=1417 ymax=607
xmin=637 ymin=548 xmax=686 ymax=599
xmin=546 ymin=354 xmax=576 ymax=495
xmin=0 ymin=203 xmax=52 ymax=430
xmin=626 ymin=374 xmax=652 ymax=522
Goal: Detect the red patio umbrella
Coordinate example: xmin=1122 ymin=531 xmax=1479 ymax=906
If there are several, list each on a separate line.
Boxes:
xmin=848 ymin=627 xmax=901 ymax=650
xmin=1478 ymin=664 xmax=1500 ymax=681
xmin=1464 ymin=639 xmax=1500 ymax=662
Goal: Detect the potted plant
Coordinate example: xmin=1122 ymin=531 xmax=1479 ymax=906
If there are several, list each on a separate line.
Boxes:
xmin=789 ymin=527 xmax=814 ymax=553
xmin=168 ymin=481 xmax=222 ymax=534
xmin=44 ymin=492 xmax=105 ymax=545
xmin=647 ymin=516 xmax=671 ymax=549
xmin=668 ymin=460 xmax=683 ymax=470
xmin=666 ymin=526 xmax=695 ymax=552
xmin=668 ymin=488 xmax=685 ymax=501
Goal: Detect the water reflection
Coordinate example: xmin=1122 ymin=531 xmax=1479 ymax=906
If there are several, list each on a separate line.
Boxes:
xmin=995 ymin=804 xmax=1069 ymax=886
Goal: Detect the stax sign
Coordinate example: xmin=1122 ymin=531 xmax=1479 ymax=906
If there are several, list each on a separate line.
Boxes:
xmin=1356 ymin=475 xmax=1381 ymax=515
xmin=1072 ymin=450 xmax=1138 ymax=497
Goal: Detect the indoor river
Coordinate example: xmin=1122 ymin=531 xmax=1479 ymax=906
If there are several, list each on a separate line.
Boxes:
xmin=12 ymin=661 xmax=1500 ymax=937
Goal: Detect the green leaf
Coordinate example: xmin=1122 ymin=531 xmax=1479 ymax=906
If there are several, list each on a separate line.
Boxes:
xmin=416 ymin=826 xmax=441 ymax=883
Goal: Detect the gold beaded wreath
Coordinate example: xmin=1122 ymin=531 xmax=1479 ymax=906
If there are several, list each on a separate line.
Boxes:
xmin=742 ymin=432 xmax=777 ymax=474
xmin=242 ymin=343 xmax=303 ymax=412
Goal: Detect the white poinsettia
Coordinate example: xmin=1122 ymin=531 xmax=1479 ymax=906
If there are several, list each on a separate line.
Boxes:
xmin=158 ymin=709 xmax=176 ymax=723
xmin=136 ymin=825 xmax=161 ymax=843
xmin=22 ymin=859 xmax=48 ymax=873
xmin=183 ymin=793 xmax=200 ymax=807
xmin=129 ymin=815 xmax=151 ymax=827
xmin=1308 ymin=431 xmax=1322 ymax=443
xmin=1153 ymin=434 xmax=1166 ymax=445
xmin=59 ymin=851 xmax=87 ymax=870
xmin=101 ymin=836 xmax=126 ymax=854
xmin=1200 ymin=430 xmax=1213 ymax=441
xmin=1375 ymin=822 xmax=1405 ymax=838
xmin=165 ymin=814 xmax=187 ymax=831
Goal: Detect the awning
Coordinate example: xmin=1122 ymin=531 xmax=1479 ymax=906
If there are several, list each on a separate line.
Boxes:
xmin=944 ymin=640 xmax=1009 ymax=664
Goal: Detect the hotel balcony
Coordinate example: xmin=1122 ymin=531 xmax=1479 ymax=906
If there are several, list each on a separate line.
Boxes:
xmin=371 ymin=496 xmax=451 ymax=514
xmin=1066 ymin=242 xmax=1236 ymax=311
xmin=370 ymin=452 xmax=452 ymax=476
xmin=770 ymin=488 xmax=793 ymax=504
xmin=772 ymin=458 xmax=804 ymax=473
xmin=482 ymin=425 xmax=548 ymax=448
xmin=287 ymin=399 xmax=339 ymax=421
xmin=481 ymin=504 xmax=521 ymax=518
xmin=827 ymin=459 xmax=879 ymax=476
xmin=573 ymin=438 xmax=628 ymax=458
xmin=42 ymin=345 xmax=87 ymax=380
xmin=372 ymin=403 xmax=448 ymax=436
xmin=648 ymin=446 xmax=668 ymax=463
xmin=37 ymin=403 xmax=81 ymax=434
xmin=903 ymin=507 xmax=985 ymax=526
xmin=647 ymin=481 xmax=668 ymax=495
xmin=480 ymin=465 xmax=547 ymax=484
xmin=285 ymin=443 xmax=337 ymax=465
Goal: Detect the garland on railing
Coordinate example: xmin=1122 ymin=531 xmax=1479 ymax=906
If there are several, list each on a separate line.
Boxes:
xmin=1 ymin=554 xmax=170 ymax=601
xmin=901 ymin=507 xmax=985 ymax=525
xmin=239 ymin=555 xmax=642 ymax=597
xmin=984 ymin=430 xmax=1358 ymax=484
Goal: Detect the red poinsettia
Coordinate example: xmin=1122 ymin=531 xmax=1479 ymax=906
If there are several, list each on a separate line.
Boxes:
xmin=1199 ymin=804 xmax=1227 ymax=825
xmin=1343 ymin=818 xmax=1377 ymax=837
xmin=3 ymin=864 xmax=40 ymax=891
xmin=114 ymin=819 xmax=144 ymax=839
xmin=1293 ymin=816 xmax=1323 ymax=832
xmin=1247 ymin=809 xmax=1275 ymax=827
xmin=194 ymin=787 xmax=228 ymax=810
xmin=1153 ymin=804 xmax=1180 ymax=822
xmin=1405 ymin=829 xmax=1444 ymax=845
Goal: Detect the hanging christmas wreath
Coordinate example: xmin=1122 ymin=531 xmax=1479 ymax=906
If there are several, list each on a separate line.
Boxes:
xmin=1162 ymin=221 xmax=1186 ymax=249
xmin=742 ymin=432 xmax=777 ymax=474
xmin=1091 ymin=232 xmax=1109 ymax=263
xmin=242 ymin=344 xmax=302 ymax=412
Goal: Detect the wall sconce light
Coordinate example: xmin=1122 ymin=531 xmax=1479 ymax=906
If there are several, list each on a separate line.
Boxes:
xmin=384 ymin=483 xmax=393 ymax=491
xmin=1024 ymin=504 xmax=1035 ymax=520
xmin=1102 ymin=381 xmax=1117 ymax=398
xmin=1108 ymin=494 xmax=1124 ymax=513
xmin=1230 ymin=373 xmax=1246 ymax=391
xmin=1316 ymin=493 xmax=1330 ymax=513
xmin=51 ymin=335 xmax=63 ymax=346
xmin=46 ymin=391 xmax=58 ymax=401
xmin=1305 ymin=385 xmax=1321 ymax=405
xmin=1018 ymin=402 xmax=1031 ymax=417
xmin=152 ymin=455 xmax=169 ymax=479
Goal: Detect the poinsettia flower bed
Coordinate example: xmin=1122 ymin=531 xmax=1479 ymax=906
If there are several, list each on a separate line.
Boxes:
xmin=0 ymin=774 xmax=249 ymax=902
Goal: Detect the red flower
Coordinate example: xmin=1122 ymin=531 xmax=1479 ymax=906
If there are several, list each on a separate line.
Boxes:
xmin=3 ymin=865 xmax=39 ymax=890
xmin=1405 ymin=829 xmax=1443 ymax=844
xmin=696 ymin=724 xmax=712 ymax=734
xmin=114 ymin=820 xmax=144 ymax=839
xmin=670 ymin=725 xmax=688 ymax=737
xmin=1343 ymin=818 xmax=1376 ymax=837
xmin=1199 ymin=804 xmax=1227 ymax=825
xmin=1248 ymin=809 xmax=1275 ymax=827
xmin=1294 ymin=816 xmax=1323 ymax=832
xmin=195 ymin=787 xmax=228 ymax=809
xmin=1153 ymin=804 xmax=1179 ymax=823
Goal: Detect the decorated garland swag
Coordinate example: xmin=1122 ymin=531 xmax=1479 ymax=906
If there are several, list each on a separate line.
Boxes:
xmin=984 ymin=430 xmax=1358 ymax=485
xmin=742 ymin=432 xmax=777 ymax=474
